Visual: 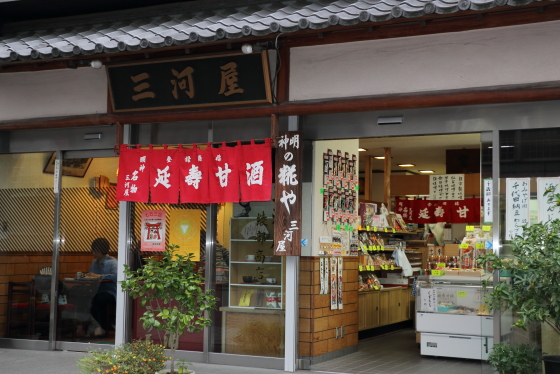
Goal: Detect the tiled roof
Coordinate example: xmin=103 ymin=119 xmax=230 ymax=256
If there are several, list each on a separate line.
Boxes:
xmin=0 ymin=0 xmax=541 ymax=64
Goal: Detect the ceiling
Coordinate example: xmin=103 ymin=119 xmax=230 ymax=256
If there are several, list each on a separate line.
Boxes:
xmin=359 ymin=133 xmax=481 ymax=175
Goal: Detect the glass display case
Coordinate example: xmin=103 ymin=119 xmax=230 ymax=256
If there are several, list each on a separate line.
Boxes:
xmin=415 ymin=275 xmax=494 ymax=360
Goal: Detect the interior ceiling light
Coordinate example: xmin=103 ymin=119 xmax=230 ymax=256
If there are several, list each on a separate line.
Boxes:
xmin=359 ymin=148 xmax=368 ymax=152
xmin=419 ymin=170 xmax=435 ymax=173
xmin=398 ymin=163 xmax=415 ymax=167
xmin=377 ymin=116 xmax=403 ymax=125
xmin=374 ymin=156 xmax=385 ymax=159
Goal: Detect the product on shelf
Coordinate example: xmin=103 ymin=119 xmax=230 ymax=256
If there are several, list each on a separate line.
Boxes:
xmin=358 ymin=273 xmax=381 ymax=291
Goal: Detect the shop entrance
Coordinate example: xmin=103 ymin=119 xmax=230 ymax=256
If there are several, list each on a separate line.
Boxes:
xmin=311 ymin=133 xmax=492 ymax=374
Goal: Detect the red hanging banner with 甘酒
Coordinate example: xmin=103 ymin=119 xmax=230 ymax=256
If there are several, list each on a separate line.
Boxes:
xmin=116 ymin=144 xmax=151 ymax=203
xmin=239 ymin=138 xmax=272 ymax=202
xmin=116 ymin=140 xmax=272 ymax=204
xmin=179 ymin=145 xmax=210 ymax=204
xmin=150 ymin=145 xmax=180 ymax=204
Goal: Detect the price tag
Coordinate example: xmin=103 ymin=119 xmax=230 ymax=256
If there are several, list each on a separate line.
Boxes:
xmin=358 ymin=225 xmax=363 ymax=231
xmin=359 ymin=265 xmax=363 ymax=271
xmin=373 ymin=226 xmax=377 ymax=232
xmin=466 ymin=226 xmax=475 ymax=232
xmin=390 ymin=265 xmax=394 ymax=270
xmin=476 ymin=243 xmax=485 ymax=249
xmin=460 ymin=243 xmax=469 ymax=249
xmin=437 ymin=262 xmax=446 ymax=268
xmin=482 ymin=225 xmax=492 ymax=232
xmin=345 ymin=225 xmax=349 ymax=231
xmin=336 ymin=224 xmax=341 ymax=230
xmin=374 ymin=286 xmax=379 ymax=290
xmin=320 ymin=188 xmax=324 ymax=194
xmin=381 ymin=246 xmax=385 ymax=251
xmin=431 ymin=270 xmax=442 ymax=276
xmin=457 ymin=291 xmax=467 ymax=298
xmin=368 ymin=265 xmax=373 ymax=271
xmin=392 ymin=228 xmax=396 ymax=233
xmin=384 ymin=227 xmax=388 ymax=232
xmin=366 ymin=226 xmax=370 ymax=231
xmin=367 ymin=245 xmax=373 ymax=251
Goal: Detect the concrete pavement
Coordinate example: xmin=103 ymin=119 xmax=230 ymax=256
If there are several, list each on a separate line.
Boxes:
xmin=0 ymin=348 xmax=340 ymax=374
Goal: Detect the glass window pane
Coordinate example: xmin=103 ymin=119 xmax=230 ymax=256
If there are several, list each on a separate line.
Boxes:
xmin=0 ymin=152 xmax=54 ymax=340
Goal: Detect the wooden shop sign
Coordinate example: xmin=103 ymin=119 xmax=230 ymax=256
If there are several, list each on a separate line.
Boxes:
xmin=107 ymin=52 xmax=272 ymax=112
xmin=274 ymin=131 xmax=302 ymax=256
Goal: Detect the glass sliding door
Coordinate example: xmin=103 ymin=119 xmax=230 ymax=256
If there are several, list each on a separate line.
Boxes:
xmin=0 ymin=152 xmax=55 ymax=342
xmin=58 ymin=155 xmax=120 ymax=345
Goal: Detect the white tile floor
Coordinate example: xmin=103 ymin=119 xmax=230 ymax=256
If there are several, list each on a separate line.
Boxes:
xmin=311 ymin=329 xmax=494 ymax=374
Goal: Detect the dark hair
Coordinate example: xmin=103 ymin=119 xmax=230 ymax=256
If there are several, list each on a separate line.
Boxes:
xmin=91 ymin=238 xmax=110 ymax=254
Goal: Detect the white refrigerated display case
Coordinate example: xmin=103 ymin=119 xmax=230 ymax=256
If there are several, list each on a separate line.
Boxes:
xmin=415 ymin=275 xmax=494 ymax=360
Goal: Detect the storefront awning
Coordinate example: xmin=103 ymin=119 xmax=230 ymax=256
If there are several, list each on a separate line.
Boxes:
xmin=0 ymin=0 xmax=517 ymax=64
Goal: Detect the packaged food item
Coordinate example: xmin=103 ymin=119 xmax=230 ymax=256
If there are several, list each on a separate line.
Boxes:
xmin=266 ymin=291 xmax=278 ymax=308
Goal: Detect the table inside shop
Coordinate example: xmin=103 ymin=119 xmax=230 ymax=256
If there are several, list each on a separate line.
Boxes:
xmin=62 ymin=278 xmax=113 ymax=335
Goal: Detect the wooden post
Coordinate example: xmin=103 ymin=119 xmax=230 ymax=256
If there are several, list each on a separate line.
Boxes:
xmin=384 ymin=147 xmax=391 ymax=209
xmin=270 ymin=114 xmax=279 ymax=148
xmin=364 ymin=156 xmax=372 ymax=201
xmin=114 ymin=122 xmax=124 ymax=155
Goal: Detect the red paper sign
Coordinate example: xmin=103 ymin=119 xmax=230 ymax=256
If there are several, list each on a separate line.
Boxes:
xmin=179 ymin=145 xmax=209 ymax=204
xmin=140 ymin=210 xmax=166 ymax=251
xmin=239 ymin=138 xmax=272 ymax=202
xmin=116 ymin=145 xmax=150 ymax=203
xmin=207 ymin=142 xmax=240 ymax=203
xmin=150 ymin=146 xmax=179 ymax=204
xmin=433 ymin=200 xmax=452 ymax=222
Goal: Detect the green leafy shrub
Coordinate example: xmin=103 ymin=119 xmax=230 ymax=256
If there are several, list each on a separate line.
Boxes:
xmin=487 ymin=343 xmax=542 ymax=374
xmin=78 ymin=338 xmax=166 ymax=374
xmin=121 ymin=244 xmax=218 ymax=373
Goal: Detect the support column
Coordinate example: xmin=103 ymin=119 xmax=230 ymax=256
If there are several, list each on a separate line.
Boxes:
xmin=384 ymin=147 xmax=392 ymax=209
xmin=364 ymin=156 xmax=372 ymax=201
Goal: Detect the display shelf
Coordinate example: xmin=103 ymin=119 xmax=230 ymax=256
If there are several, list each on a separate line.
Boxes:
xmin=359 ymin=266 xmax=401 ymax=271
xmin=358 ymin=229 xmax=417 ymax=235
xmin=229 ymin=216 xmax=284 ymax=309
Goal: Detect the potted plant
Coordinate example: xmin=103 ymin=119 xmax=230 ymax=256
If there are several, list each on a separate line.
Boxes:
xmin=478 ymin=187 xmax=560 ymax=373
xmin=121 ymin=244 xmax=218 ymax=374
xmin=78 ymin=338 xmax=167 ymax=374
xmin=487 ymin=343 xmax=542 ymax=374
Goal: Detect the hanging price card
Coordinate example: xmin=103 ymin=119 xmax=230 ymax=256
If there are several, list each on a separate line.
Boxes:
xmin=476 ymin=243 xmax=485 ymax=249
xmin=466 ymin=226 xmax=475 ymax=231
xmin=373 ymin=227 xmax=377 ymax=232
xmin=390 ymin=265 xmax=394 ymax=270
xmin=431 ymin=270 xmax=442 ymax=276
xmin=460 ymin=243 xmax=469 ymax=249
xmin=392 ymin=228 xmax=396 ymax=233
xmin=358 ymin=225 xmax=363 ymax=231
xmin=437 ymin=262 xmax=446 ymax=268
xmin=482 ymin=225 xmax=492 ymax=231
xmin=457 ymin=291 xmax=467 ymax=297
xmin=366 ymin=226 xmax=370 ymax=231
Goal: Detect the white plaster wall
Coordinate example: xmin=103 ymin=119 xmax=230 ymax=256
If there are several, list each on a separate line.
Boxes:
xmin=0 ymin=68 xmax=107 ymax=121
xmin=290 ymin=20 xmax=560 ymax=101
xmin=311 ymin=139 xmax=359 ymax=257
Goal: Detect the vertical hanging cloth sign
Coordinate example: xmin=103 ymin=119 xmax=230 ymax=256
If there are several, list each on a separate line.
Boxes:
xmin=274 ymin=131 xmax=303 ymax=256
xmin=330 ymin=257 xmax=338 ymax=310
xmin=150 ymin=145 xmax=179 ymax=204
xmin=337 ymin=257 xmax=343 ymax=310
xmin=506 ymin=178 xmax=530 ymax=240
xmin=179 ymin=145 xmax=210 ymax=204
xmin=141 ymin=210 xmax=167 ymax=251
xmin=239 ymin=138 xmax=273 ymax=202
xmin=415 ymin=199 xmax=434 ymax=224
xmin=208 ymin=142 xmax=240 ymax=203
xmin=433 ymin=200 xmax=451 ymax=223
xmin=484 ymin=179 xmax=493 ymax=223
xmin=537 ymin=177 xmax=560 ymax=222
xmin=116 ymin=144 xmax=151 ymax=202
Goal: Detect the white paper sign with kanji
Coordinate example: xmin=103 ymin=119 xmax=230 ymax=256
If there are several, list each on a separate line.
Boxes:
xmin=429 ymin=174 xmax=465 ymax=200
xmin=506 ymin=178 xmax=530 ymax=240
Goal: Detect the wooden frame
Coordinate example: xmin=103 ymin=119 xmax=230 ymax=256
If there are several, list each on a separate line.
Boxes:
xmin=43 ymin=153 xmax=92 ymax=178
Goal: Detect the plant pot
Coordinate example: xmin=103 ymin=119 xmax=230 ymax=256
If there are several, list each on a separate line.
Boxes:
xmin=543 ymin=355 xmax=560 ymax=374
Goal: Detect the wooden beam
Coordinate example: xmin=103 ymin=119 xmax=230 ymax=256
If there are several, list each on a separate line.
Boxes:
xmin=115 ymin=122 xmax=123 ymax=155
xmin=364 ymin=156 xmax=372 ymax=201
xmin=1 ymin=81 xmax=560 ymax=131
xmin=276 ymin=46 xmax=290 ymax=103
xmin=384 ymin=148 xmax=391 ymax=209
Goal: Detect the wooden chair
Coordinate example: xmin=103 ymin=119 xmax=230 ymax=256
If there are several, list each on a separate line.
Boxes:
xmin=6 ymin=281 xmax=36 ymax=338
